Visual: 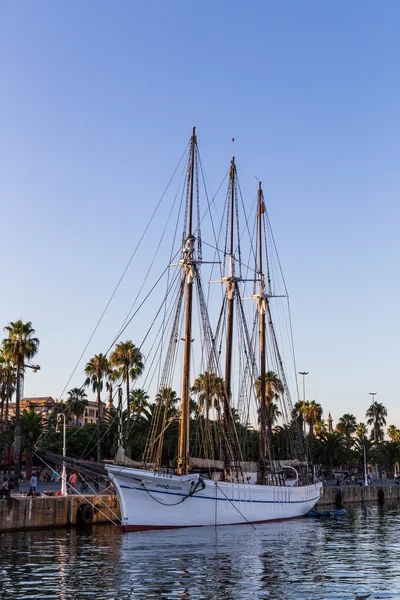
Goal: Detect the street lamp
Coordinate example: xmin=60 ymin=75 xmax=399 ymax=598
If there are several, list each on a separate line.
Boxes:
xmin=363 ymin=445 xmax=368 ymax=487
xmin=369 ymin=392 xmax=378 ymax=442
xmin=369 ymin=392 xmax=378 ymax=480
xmin=56 ymin=414 xmax=67 ymax=496
xmin=25 ymin=364 xmax=41 ymax=372
xmin=299 ymin=371 xmax=309 ymax=436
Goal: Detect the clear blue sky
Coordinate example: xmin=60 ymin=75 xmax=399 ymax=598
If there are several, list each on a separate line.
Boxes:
xmin=1 ymin=2 xmax=399 ymax=427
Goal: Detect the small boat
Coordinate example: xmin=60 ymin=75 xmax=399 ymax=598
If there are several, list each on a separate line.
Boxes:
xmin=307 ymin=508 xmax=347 ymax=518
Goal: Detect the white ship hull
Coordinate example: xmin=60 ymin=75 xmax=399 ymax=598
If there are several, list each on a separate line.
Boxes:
xmin=107 ymin=466 xmax=323 ymax=531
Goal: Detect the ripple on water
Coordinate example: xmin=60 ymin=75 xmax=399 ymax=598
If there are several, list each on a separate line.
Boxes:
xmin=1 ymin=504 xmax=400 ymax=598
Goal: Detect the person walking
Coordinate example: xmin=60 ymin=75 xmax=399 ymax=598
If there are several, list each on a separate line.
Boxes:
xmin=29 ymin=474 xmax=38 ymax=497
xmin=68 ymin=472 xmax=78 ymax=493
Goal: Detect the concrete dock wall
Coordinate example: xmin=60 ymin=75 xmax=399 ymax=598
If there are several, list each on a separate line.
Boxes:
xmin=0 ymin=494 xmax=121 ymax=532
xmin=317 ymin=484 xmax=400 ymax=507
xmin=1 ymin=485 xmax=399 ymax=532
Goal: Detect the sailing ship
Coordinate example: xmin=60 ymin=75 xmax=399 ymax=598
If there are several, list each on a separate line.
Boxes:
xmin=106 ymin=128 xmax=322 ymax=530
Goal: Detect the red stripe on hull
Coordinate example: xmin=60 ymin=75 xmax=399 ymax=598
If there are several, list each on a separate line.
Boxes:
xmin=122 ymin=514 xmax=304 ymax=532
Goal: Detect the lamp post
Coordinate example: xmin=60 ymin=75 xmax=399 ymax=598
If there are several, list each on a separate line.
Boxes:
xmin=299 ymin=371 xmax=309 ymax=436
xmin=57 ymin=414 xmax=67 ymax=496
xmin=363 ymin=445 xmax=368 ymax=487
xmin=369 ymin=392 xmax=378 ymax=480
xmin=13 ymin=363 xmax=41 ymax=492
xmin=369 ymin=392 xmax=378 ymax=442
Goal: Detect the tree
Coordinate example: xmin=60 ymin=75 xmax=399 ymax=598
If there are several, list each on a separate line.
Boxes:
xmin=0 ymin=352 xmax=15 ymax=429
xmin=356 ymin=422 xmax=367 ymax=437
xmin=85 ymin=353 xmax=109 ymax=461
xmin=106 ymin=369 xmax=120 ymax=411
xmin=66 ymin=387 xmax=88 ymax=427
xmin=291 ymin=400 xmax=307 ymax=434
xmin=191 ymin=372 xmax=223 ymax=420
xmin=352 ymin=434 xmax=375 ymax=475
xmin=366 ymin=402 xmax=387 ymax=442
xmin=265 ymin=402 xmax=282 ymax=428
xmin=314 ymin=420 xmax=327 ymax=438
xmin=130 ymin=388 xmax=150 ymax=440
xmin=336 ymin=413 xmax=357 ymax=447
xmin=387 ymin=425 xmax=400 ymax=442
xmin=140 ymin=395 xmax=180 ymax=465
xmin=273 ymin=425 xmax=289 ymax=459
xmin=0 ymin=409 xmax=45 ymax=480
xmin=255 ymin=371 xmax=284 ymax=441
xmin=376 ymin=441 xmax=400 ymax=478
xmin=154 ymin=387 xmax=179 ymax=424
xmin=255 ymin=371 xmax=284 ymax=406
xmin=21 ymin=409 xmax=45 ymax=478
xmin=130 ymin=388 xmax=149 ymax=415
xmin=314 ymin=431 xmax=348 ymax=480
xmin=303 ymin=400 xmax=323 ymax=437
xmin=2 ymin=321 xmax=39 ymax=490
xmin=109 ymin=341 xmax=144 ymax=458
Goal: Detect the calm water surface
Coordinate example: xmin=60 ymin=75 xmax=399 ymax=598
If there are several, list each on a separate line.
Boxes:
xmin=1 ymin=504 xmax=399 ymax=599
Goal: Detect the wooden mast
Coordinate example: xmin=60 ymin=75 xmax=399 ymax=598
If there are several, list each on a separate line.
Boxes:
xmin=257 ymin=181 xmax=267 ymax=485
xmin=177 ymin=127 xmax=196 ymax=476
xmin=224 ymin=146 xmax=236 ymax=422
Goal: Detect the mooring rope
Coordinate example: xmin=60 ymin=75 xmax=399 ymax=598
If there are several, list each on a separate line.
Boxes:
xmin=33 ymin=451 xmax=122 ymax=528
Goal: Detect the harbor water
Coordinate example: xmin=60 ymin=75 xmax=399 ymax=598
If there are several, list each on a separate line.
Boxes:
xmin=1 ymin=503 xmax=399 ymax=599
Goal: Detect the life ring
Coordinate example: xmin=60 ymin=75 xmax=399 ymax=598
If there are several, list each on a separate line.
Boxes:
xmin=77 ymin=503 xmax=93 ymax=525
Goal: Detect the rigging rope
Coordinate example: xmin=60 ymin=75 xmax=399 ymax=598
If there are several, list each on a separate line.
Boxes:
xmin=55 ymin=142 xmax=190 ymax=405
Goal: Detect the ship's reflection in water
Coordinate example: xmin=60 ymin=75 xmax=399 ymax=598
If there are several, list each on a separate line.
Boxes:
xmin=1 ymin=504 xmax=400 ymax=599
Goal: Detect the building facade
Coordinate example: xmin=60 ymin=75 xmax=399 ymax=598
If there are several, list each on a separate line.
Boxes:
xmin=8 ymin=396 xmax=107 ymax=427
xmin=8 ymin=396 xmax=57 ymax=418
xmin=79 ymin=401 xmax=107 ymax=426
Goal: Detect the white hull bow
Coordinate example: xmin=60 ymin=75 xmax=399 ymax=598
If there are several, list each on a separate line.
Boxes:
xmin=107 ymin=466 xmax=323 ymax=531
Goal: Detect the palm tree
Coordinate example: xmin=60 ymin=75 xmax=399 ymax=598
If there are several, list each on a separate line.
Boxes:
xmin=273 ymin=424 xmax=293 ymax=460
xmin=146 ymin=388 xmax=180 ymax=464
xmin=336 ymin=413 xmax=357 ymax=447
xmin=366 ymin=402 xmax=387 ymax=442
xmin=265 ymin=402 xmax=282 ymax=428
xmin=67 ymin=387 xmax=88 ymax=427
xmin=387 ymin=425 xmax=400 ymax=442
xmin=291 ymin=400 xmax=306 ymax=433
xmin=2 ymin=321 xmax=39 ymax=491
xmin=0 ymin=362 xmax=7 ymax=428
xmin=255 ymin=371 xmax=284 ymax=441
xmin=314 ymin=420 xmax=327 ymax=438
xmin=106 ymin=369 xmax=120 ymax=412
xmin=255 ymin=371 xmax=284 ymax=406
xmin=376 ymin=441 xmax=400 ymax=478
xmin=314 ymin=431 xmax=348 ymax=480
xmin=130 ymin=388 xmax=150 ymax=440
xmin=356 ymin=422 xmax=367 ymax=437
xmin=130 ymin=388 xmax=149 ymax=416
xmin=303 ymin=400 xmax=323 ymax=437
xmin=353 ymin=434 xmax=375 ymax=474
xmin=0 ymin=352 xmax=16 ymax=425
xmin=191 ymin=372 xmax=223 ymax=420
xmin=109 ymin=341 xmax=144 ymax=458
xmin=21 ymin=409 xmax=45 ymax=479
xmin=85 ymin=353 xmax=109 ymax=461
xmin=0 ymin=409 xmax=45 ymax=479
xmin=154 ymin=387 xmax=179 ymax=421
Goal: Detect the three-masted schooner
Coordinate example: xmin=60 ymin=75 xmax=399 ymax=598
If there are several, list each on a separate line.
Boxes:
xmin=107 ymin=128 xmax=322 ymax=530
